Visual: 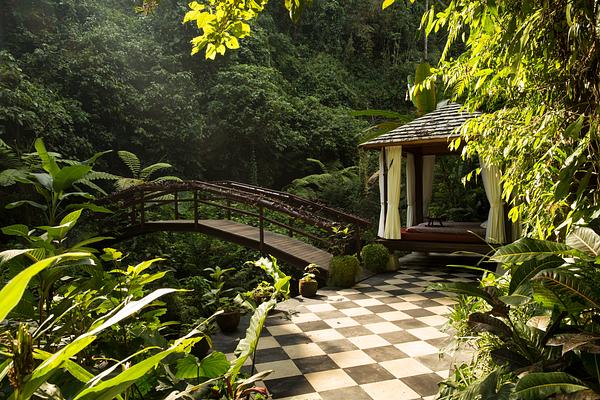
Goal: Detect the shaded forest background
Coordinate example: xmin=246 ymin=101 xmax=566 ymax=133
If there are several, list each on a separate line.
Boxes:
xmin=0 ymin=0 xmax=442 ymax=190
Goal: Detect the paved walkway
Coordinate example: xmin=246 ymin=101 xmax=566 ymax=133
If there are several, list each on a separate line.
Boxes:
xmin=215 ymin=256 xmax=479 ymax=399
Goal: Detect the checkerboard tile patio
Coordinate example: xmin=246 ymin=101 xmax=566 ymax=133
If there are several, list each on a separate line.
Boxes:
xmin=220 ymin=263 xmax=478 ymax=399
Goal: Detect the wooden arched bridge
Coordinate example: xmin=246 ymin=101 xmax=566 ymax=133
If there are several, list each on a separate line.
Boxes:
xmin=96 ymin=181 xmax=370 ymax=273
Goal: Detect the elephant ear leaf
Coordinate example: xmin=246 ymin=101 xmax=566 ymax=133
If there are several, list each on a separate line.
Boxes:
xmin=566 ymin=226 xmax=600 ymax=257
xmin=513 ymin=372 xmax=588 ymax=400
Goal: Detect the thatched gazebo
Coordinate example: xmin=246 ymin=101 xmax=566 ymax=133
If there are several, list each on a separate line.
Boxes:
xmin=360 ymin=102 xmax=513 ymax=253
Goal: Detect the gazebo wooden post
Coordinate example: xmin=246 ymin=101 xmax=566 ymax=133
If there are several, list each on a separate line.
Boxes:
xmin=414 ymin=152 xmax=424 ymax=224
xmin=382 ymin=148 xmax=388 ymax=223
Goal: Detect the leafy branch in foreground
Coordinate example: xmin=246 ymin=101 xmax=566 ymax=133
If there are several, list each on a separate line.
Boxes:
xmin=424 ymin=0 xmax=600 ymax=238
xmin=178 ymin=0 xmax=315 ymax=59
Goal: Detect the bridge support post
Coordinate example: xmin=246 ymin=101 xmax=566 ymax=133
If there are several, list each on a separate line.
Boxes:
xmin=140 ymin=190 xmax=145 ymax=227
xmin=354 ymin=226 xmax=362 ymax=260
xmin=174 ymin=191 xmax=179 ymax=220
xmin=259 ymin=205 xmax=264 ymax=253
xmin=193 ymin=190 xmax=198 ymax=226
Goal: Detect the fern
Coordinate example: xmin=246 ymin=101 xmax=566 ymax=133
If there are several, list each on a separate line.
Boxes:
xmin=0 ymin=139 xmax=22 ymax=169
xmin=140 ymin=163 xmax=173 ymax=180
xmin=117 ymin=151 xmax=141 ymax=178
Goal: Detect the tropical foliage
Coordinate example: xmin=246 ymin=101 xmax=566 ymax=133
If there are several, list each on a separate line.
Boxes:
xmin=435 ymin=226 xmax=600 ymax=398
xmin=419 ymin=0 xmax=600 ymax=239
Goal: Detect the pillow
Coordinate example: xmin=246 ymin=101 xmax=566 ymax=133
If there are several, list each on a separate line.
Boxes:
xmin=480 ymin=220 xmax=488 ymax=229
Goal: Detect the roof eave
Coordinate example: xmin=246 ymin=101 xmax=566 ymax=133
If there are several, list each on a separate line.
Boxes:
xmin=359 ymin=134 xmax=460 ymax=150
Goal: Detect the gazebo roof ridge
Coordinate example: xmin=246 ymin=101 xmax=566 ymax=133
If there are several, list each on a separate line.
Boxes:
xmin=360 ymin=102 xmax=481 ymax=150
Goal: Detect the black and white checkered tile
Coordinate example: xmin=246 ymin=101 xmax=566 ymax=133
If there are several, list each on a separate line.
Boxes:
xmin=220 ymin=265 xmax=477 ymax=400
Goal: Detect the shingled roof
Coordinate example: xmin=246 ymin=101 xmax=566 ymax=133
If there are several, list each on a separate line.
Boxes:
xmin=360 ymin=102 xmax=480 ymax=149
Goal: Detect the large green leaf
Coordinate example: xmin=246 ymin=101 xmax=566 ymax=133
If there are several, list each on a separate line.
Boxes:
xmin=73 ymin=336 xmax=199 ymax=400
xmin=492 ymin=238 xmax=571 ymax=263
xmin=31 ymin=172 xmax=53 ymax=191
xmin=509 ymin=256 xmax=564 ymax=294
xmin=0 ymin=253 xmax=89 ymax=322
xmin=535 ymin=268 xmax=600 ymax=309
xmin=228 ymin=299 xmax=276 ymax=383
xmin=1 ymin=224 xmax=30 ymax=237
xmin=19 ymin=288 xmax=179 ymax=399
xmin=566 ymin=226 xmax=600 ymax=257
xmin=254 ymin=257 xmax=290 ymax=297
xmin=175 ymin=352 xmax=229 ymax=380
xmin=412 ymin=62 xmax=436 ymax=114
xmin=53 ymin=165 xmax=92 ymax=193
xmin=33 ymin=349 xmax=96 ymax=385
xmin=513 ymin=372 xmax=588 ymax=399
xmin=198 ymin=352 xmax=229 ymax=378
xmin=35 ymin=139 xmax=60 ymax=176
xmin=6 ymin=200 xmax=48 ymax=211
xmin=547 ymin=333 xmax=600 ymax=355
xmin=490 ymin=347 xmax=532 ymax=371
xmin=0 ymin=249 xmax=32 ymax=266
xmin=468 ymin=312 xmax=512 ymax=340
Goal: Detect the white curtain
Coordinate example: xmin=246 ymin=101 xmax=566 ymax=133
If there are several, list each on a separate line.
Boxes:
xmin=406 ymin=153 xmax=416 ymax=227
xmin=384 ymin=146 xmax=402 ymax=239
xmin=378 ymin=150 xmax=386 ymax=237
xmin=480 ymin=158 xmax=506 ymax=243
xmin=422 ymin=155 xmax=435 ymax=217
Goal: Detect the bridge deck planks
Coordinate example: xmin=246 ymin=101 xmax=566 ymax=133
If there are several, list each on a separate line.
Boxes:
xmin=135 ymin=219 xmax=333 ymax=271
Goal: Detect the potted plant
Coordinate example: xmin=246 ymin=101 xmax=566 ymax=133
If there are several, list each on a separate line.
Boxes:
xmin=203 ymin=267 xmax=244 ymax=333
xmin=299 ymin=264 xmax=319 ymax=298
xmin=214 ymin=298 xmax=243 ymax=333
xmin=248 ymin=281 xmax=275 ymax=305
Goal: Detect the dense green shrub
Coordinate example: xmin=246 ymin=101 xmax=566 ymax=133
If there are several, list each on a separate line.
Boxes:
xmin=328 ymin=255 xmax=361 ymax=288
xmin=434 ymin=227 xmax=600 ymax=398
xmin=361 ymin=243 xmax=390 ymax=273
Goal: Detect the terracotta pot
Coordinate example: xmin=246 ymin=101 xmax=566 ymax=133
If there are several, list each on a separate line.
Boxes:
xmin=216 ymin=310 xmax=241 ymax=333
xmin=299 ymin=279 xmax=318 ymax=298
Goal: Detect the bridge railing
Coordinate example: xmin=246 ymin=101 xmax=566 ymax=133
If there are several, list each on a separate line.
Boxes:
xmin=97 ymin=181 xmax=369 ymax=255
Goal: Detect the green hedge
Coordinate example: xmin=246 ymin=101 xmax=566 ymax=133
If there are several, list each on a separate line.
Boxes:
xmin=360 ymin=243 xmax=390 ymax=273
xmin=328 ymin=255 xmax=360 ymax=288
